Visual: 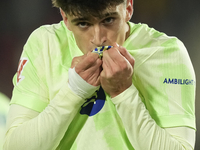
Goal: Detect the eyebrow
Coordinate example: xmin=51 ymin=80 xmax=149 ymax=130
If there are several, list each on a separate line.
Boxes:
xmin=71 ymin=12 xmax=119 ymax=23
xmin=103 ymin=12 xmax=119 ymax=18
xmin=71 ymin=17 xmax=89 ymax=23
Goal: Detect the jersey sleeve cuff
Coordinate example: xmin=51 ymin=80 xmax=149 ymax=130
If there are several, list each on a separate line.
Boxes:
xmin=111 ymin=84 xmax=138 ymax=105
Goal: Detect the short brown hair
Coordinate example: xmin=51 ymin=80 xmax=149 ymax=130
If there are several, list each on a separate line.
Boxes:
xmin=52 ymin=0 xmax=125 ymax=17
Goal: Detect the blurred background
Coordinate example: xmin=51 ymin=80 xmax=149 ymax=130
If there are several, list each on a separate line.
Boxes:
xmin=0 ymin=0 xmax=199 ymax=149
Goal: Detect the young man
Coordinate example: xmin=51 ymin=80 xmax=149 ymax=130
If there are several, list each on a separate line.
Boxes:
xmin=4 ymin=0 xmax=196 ymax=149
xmin=0 ymin=92 xmax=9 ymax=150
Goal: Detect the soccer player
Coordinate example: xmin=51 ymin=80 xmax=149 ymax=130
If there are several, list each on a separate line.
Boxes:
xmin=4 ymin=0 xmax=196 ymax=149
xmin=0 ymin=92 xmax=9 ymax=150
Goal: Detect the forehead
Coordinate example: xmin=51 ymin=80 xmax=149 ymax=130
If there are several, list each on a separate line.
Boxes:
xmin=68 ymin=3 xmax=125 ymax=22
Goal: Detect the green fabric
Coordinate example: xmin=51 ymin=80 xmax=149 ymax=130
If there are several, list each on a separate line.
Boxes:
xmin=0 ymin=93 xmax=9 ymax=150
xmin=10 ymin=21 xmax=196 ymax=149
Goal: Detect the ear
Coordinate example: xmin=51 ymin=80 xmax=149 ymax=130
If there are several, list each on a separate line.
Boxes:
xmin=60 ymin=8 xmax=71 ymax=31
xmin=125 ymin=0 xmax=133 ymax=22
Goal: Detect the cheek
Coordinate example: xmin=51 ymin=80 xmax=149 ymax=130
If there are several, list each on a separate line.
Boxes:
xmin=73 ymin=33 xmax=91 ymax=54
xmin=108 ymin=22 xmax=126 ymax=45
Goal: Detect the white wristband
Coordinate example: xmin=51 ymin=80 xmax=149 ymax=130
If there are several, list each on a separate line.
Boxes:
xmin=68 ymin=67 xmax=100 ymax=99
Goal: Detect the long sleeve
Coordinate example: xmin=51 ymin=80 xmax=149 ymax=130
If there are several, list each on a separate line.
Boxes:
xmin=111 ymin=84 xmax=195 ymax=150
xmin=3 ymin=84 xmax=85 ymax=150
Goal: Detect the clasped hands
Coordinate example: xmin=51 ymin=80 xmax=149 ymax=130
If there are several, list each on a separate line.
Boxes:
xmin=70 ymin=43 xmax=135 ymax=98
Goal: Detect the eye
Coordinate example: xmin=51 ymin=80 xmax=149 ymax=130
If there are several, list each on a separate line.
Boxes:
xmin=77 ymin=22 xmax=90 ymax=28
xmin=103 ymin=17 xmax=115 ymax=24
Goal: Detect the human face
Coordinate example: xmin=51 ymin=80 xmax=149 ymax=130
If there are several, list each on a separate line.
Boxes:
xmin=61 ymin=1 xmax=133 ymax=54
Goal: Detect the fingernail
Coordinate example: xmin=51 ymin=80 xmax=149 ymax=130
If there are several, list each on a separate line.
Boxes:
xmin=115 ymin=43 xmax=119 ymax=47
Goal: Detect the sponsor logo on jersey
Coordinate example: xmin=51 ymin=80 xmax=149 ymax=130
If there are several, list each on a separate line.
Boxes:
xmin=17 ymin=58 xmax=28 ymax=84
xmin=163 ymin=78 xmax=195 ymax=85
xmin=80 ymin=86 xmax=106 ymax=116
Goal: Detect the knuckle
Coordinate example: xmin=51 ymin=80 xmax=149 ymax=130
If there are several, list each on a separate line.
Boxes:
xmin=130 ymin=57 xmax=135 ymax=66
xmin=87 ymin=57 xmax=96 ymax=64
xmin=106 ymin=73 xmax=113 ymax=80
xmin=120 ymin=62 xmax=128 ymax=71
xmin=120 ymin=46 xmax=126 ymax=53
xmin=87 ymin=55 xmax=97 ymax=63
xmin=112 ymin=66 xmax=121 ymax=74
xmin=72 ymin=56 xmax=78 ymax=62
xmin=75 ymin=66 xmax=81 ymax=74
xmin=71 ymin=57 xmax=79 ymax=68
xmin=96 ymin=59 xmax=102 ymax=66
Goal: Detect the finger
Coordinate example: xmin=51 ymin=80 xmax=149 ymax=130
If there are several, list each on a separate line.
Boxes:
xmin=83 ymin=53 xmax=102 ymax=72
xmin=105 ymin=46 xmax=126 ymax=67
xmin=88 ymin=64 xmax=102 ymax=86
xmin=102 ymin=50 xmax=114 ymax=72
xmin=105 ymin=46 xmax=134 ymax=78
xmin=80 ymin=58 xmax=102 ymax=79
xmin=76 ymin=55 xmax=102 ymax=86
xmin=75 ymin=52 xmax=100 ymax=73
xmin=102 ymin=49 xmax=121 ymax=78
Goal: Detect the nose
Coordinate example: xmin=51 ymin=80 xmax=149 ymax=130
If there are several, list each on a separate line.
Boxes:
xmin=91 ymin=25 xmax=107 ymax=47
